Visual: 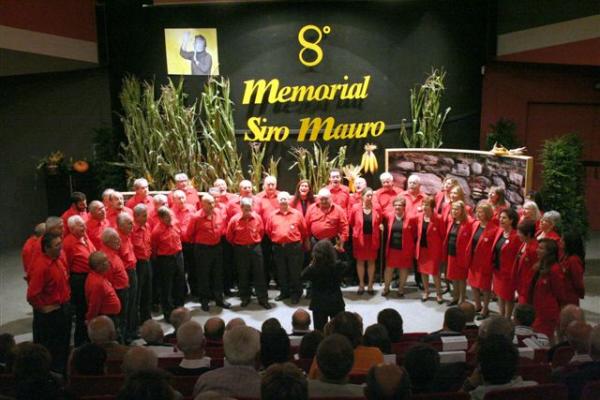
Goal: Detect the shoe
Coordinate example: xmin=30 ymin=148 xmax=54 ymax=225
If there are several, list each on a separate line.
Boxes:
xmin=382 ymin=288 xmax=390 ymax=297
xmin=275 ymin=294 xmax=289 ymax=301
xmin=367 ymin=289 xmax=376 ymax=295
xmin=216 ymin=300 xmax=231 ymax=309
xmin=357 ymin=288 xmax=365 ymax=295
xmin=241 ymin=299 xmax=250 ymax=307
xmin=476 ymin=310 xmax=490 ymax=320
xmin=201 ymin=301 xmax=210 ymax=312
xmin=259 ymin=300 xmax=272 ymax=310
xmin=340 ymin=281 xmax=348 ymax=288
xmin=448 ymin=299 xmax=459 ymax=306
xmin=290 ymin=297 xmax=300 ymax=305
xmin=421 ymin=294 xmax=429 ymax=302
xmin=436 ymin=296 xmax=444 ymax=304
xmin=397 ymin=292 xmax=405 ymax=298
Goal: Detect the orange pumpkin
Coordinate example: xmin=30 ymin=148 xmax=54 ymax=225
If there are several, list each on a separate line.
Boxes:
xmin=73 ymin=160 xmax=89 ymax=173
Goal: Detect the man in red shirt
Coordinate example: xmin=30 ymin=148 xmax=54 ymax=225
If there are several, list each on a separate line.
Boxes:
xmin=305 ymin=188 xmax=349 ymax=252
xmin=328 ymin=169 xmax=350 ymax=211
xmin=86 ymin=251 xmax=122 ymax=322
xmin=63 ymin=215 xmax=96 ymax=346
xmin=21 ymin=222 xmax=45 ymax=277
xmin=24 ymin=217 xmax=64 ymax=278
xmin=131 ymin=204 xmax=152 ymax=324
xmin=126 ymin=178 xmax=155 ymax=215
xmin=117 ymin=212 xmax=138 ymax=343
xmin=86 ymin=200 xmax=109 ymax=249
xmin=403 ymin=174 xmax=425 ymax=219
xmin=27 ymin=232 xmax=71 ymax=373
xmin=168 ymin=173 xmax=200 ymax=209
xmin=172 ymin=190 xmax=197 ymax=299
xmin=100 ymin=227 xmax=130 ymax=342
xmin=214 ymin=178 xmax=235 ymax=207
xmin=61 ymin=191 xmax=88 ymax=230
xmin=256 ymin=175 xmax=280 ymax=290
xmin=225 ymin=179 xmax=257 ymax=223
xmin=102 ymin=188 xmax=115 ymax=209
xmin=226 ymin=197 xmax=270 ymax=309
xmin=187 ymin=194 xmax=231 ymax=311
xmin=374 ymin=172 xmax=401 ymax=214
xmin=148 ymin=193 xmax=168 ymax=230
xmin=151 ymin=206 xmax=185 ymax=322
xmin=265 ymin=192 xmax=308 ymax=304
xmin=106 ymin=191 xmax=134 ymax=228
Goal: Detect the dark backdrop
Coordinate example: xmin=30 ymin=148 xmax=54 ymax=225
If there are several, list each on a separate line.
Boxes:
xmin=105 ymin=0 xmax=490 ymax=190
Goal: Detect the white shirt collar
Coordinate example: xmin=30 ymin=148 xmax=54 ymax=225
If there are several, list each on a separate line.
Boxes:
xmin=179 ymin=357 xmax=211 ymax=369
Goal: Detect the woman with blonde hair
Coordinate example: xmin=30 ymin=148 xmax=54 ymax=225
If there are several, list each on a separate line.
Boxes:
xmin=444 ymin=200 xmax=474 ymax=305
xmin=416 ymin=196 xmax=445 ymax=303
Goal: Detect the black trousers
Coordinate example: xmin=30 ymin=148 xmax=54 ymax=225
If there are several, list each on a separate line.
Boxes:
xmin=33 ymin=304 xmax=71 ymax=373
xmin=136 ymin=259 xmax=152 ymax=323
xmin=155 ymin=252 xmax=185 ymax=320
xmin=312 ymin=307 xmax=344 ymax=332
xmin=233 ymin=244 xmax=267 ymax=301
xmin=194 ymin=243 xmax=224 ymax=303
xmin=273 ymin=242 xmax=303 ymax=299
xmin=115 ymin=287 xmax=129 ymax=343
xmin=69 ymin=272 xmax=88 ymax=346
xmin=182 ymin=242 xmax=197 ymax=297
xmin=261 ymin=236 xmax=276 ymax=287
xmin=125 ymin=269 xmax=138 ymax=340
xmin=221 ymin=237 xmax=236 ymax=291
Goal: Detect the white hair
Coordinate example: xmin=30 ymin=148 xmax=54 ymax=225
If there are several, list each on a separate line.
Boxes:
xmin=240 ymin=197 xmax=253 ymax=208
xmin=264 ymin=175 xmax=277 ymax=185
xmin=408 ymin=174 xmax=421 ymax=184
xmin=133 ymin=178 xmax=148 ymax=189
xmin=239 ymin=180 xmax=252 ymax=189
xmin=277 ymin=191 xmax=291 ymax=201
xmin=202 ymin=193 xmax=215 ymax=203
xmin=175 ymin=173 xmax=189 ymax=182
xmin=133 ymin=204 xmax=147 ymax=215
xmin=317 ymin=188 xmax=331 ymax=198
xmin=102 ymin=188 xmax=115 ymax=200
xmin=173 ymin=189 xmax=186 ymax=200
xmin=355 ymin=177 xmax=366 ymax=185
xmin=177 ymin=321 xmax=205 ymax=355
xmin=542 ymin=210 xmax=561 ymax=227
xmin=522 ymin=200 xmax=541 ymax=220
xmin=109 ymin=191 xmax=123 ymax=201
xmin=139 ymin=319 xmax=164 ymax=344
xmin=67 ymin=215 xmax=85 ymax=229
xmin=153 ymin=194 xmax=168 ymax=205
xmin=380 ymin=172 xmax=393 ymax=182
xmin=214 ymin=178 xmax=226 ymax=186
xmin=101 ymin=227 xmax=119 ymax=244
xmin=223 ymin=326 xmax=260 ymax=366
xmin=45 ymin=216 xmax=62 ymax=230
xmin=122 ymin=347 xmax=158 ymax=375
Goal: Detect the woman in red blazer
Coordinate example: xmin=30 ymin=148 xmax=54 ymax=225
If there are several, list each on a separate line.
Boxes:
xmin=441 ymin=185 xmax=473 ymax=228
xmin=383 ymin=196 xmax=417 ymax=297
xmin=514 ymin=219 xmax=538 ymax=305
xmin=492 ymin=208 xmax=522 ymax=318
xmin=488 ymin=186 xmax=509 ymax=225
xmin=349 ymin=187 xmax=381 ymax=295
xmin=559 ymin=230 xmax=585 ymax=306
xmin=416 ymin=196 xmax=444 ymax=303
xmin=435 ymin=176 xmax=459 ymax=215
xmin=530 ymin=238 xmax=566 ymax=339
xmin=537 ymin=210 xmax=561 ymax=242
xmin=518 ymin=200 xmax=541 ymax=231
xmin=444 ymin=200 xmax=474 ymax=305
xmin=467 ymin=202 xmax=500 ymax=319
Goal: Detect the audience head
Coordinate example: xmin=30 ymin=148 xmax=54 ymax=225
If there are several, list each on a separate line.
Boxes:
xmin=316 ymin=334 xmax=354 ymax=381
xmin=122 ymin=347 xmax=158 ymax=376
xmin=331 ymin=311 xmax=363 ymax=348
xmin=443 ymin=307 xmax=466 ymax=333
xmin=478 ymin=334 xmax=518 ymax=385
xmin=590 ymin=325 xmax=600 ymax=360
xmin=298 ymin=330 xmax=324 ymax=360
xmin=459 ymin=302 xmax=476 ymax=324
xmin=223 ymin=326 xmax=260 ymax=367
xmin=0 ymin=333 xmax=15 ymax=364
xmin=479 ymin=316 xmax=514 ymax=342
xmin=225 ymin=318 xmax=246 ymax=332
xmin=566 ymin=321 xmax=592 ymax=354
xmin=204 ymin=317 xmax=225 ymax=341
xmin=72 ymin=343 xmax=107 ymax=375
xmin=261 ymin=318 xmax=282 ymax=334
xmin=11 ymin=342 xmax=51 ymax=380
xmin=169 ymin=307 xmax=191 ymax=332
xmin=558 ymin=305 xmax=585 ymax=341
xmin=88 ymin=315 xmax=118 ymax=344
xmin=365 ymin=364 xmax=411 ymax=400
xmin=261 ymin=362 xmax=308 ymax=400
xmin=513 ymin=303 xmax=536 ymax=327
xmin=260 ymin=327 xmax=291 ymax=369
xmin=177 ymin=321 xmax=206 ymax=358
xmin=116 ymin=368 xmax=177 ymax=400
xmin=292 ymin=308 xmax=311 ymax=331
xmin=363 ymin=324 xmax=392 ymax=354
xmin=377 ymin=308 xmax=404 ymax=342
xmin=404 ymin=344 xmax=439 ymax=392
xmin=140 ymin=320 xmax=164 ymax=345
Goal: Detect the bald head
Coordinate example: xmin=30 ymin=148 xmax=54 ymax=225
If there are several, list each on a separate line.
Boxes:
xmin=365 ymin=364 xmax=411 ymax=400
xmin=139 ymin=320 xmax=164 ymax=344
xmin=204 ymin=317 xmax=225 ymax=341
xmin=226 ymin=318 xmax=246 ymax=331
xmin=559 ymin=305 xmax=585 ymax=340
xmin=87 ymin=316 xmax=117 ymax=344
xmin=459 ymin=302 xmax=476 ymax=323
xmin=566 ymin=321 xmax=592 ymax=354
xmin=121 ymin=347 xmax=157 ymax=375
xmin=169 ymin=307 xmax=191 ymax=331
xmin=292 ymin=309 xmax=311 ymax=331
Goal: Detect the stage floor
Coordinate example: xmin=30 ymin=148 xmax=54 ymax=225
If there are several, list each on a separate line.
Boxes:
xmin=2 ymin=241 xmax=599 ymax=341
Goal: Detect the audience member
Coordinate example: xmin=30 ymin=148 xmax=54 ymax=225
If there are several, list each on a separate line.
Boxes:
xmin=298 ymin=330 xmax=324 ymax=360
xmin=261 ymin=362 xmax=308 ymax=400
xmin=308 ymin=334 xmax=364 ymax=398
xmin=421 ymin=307 xmax=466 ymax=342
xmin=204 ymin=317 xmax=226 ymax=343
xmin=291 ymin=308 xmax=312 ymax=336
xmin=261 ymin=318 xmax=282 ymax=333
xmin=363 ymin=324 xmax=392 ymax=354
xmin=557 ymin=324 xmax=600 ymax=400
xmin=565 ymin=321 xmax=593 ymax=364
xmin=225 ymin=317 xmax=246 ymax=332
xmin=194 ymin=326 xmax=261 ymax=398
xmin=168 ymin=321 xmax=211 ymax=376
xmin=377 ymin=308 xmax=404 ymax=343
xmin=364 ymin=363 xmax=411 ymax=400
xmin=0 ymin=333 xmax=15 ymax=373
xmin=459 ymin=302 xmax=478 ymax=338
xmin=260 ymin=327 xmax=291 ymax=369
xmin=548 ymin=305 xmax=585 ymax=361
xmin=122 ymin=346 xmax=158 ymax=376
xmin=194 ymin=391 xmax=235 ymax=400
xmin=513 ymin=303 xmax=549 ymax=347
xmin=71 ymin=343 xmax=107 ymax=375
xmin=87 ymin=316 xmax=129 ymax=360
xmin=404 ymin=344 xmax=439 ymax=393
xmin=116 ymin=368 xmax=180 ymax=400
xmin=164 ymin=307 xmax=192 ymax=342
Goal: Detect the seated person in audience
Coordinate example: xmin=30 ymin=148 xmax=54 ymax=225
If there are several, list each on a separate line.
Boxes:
xmin=363 ymin=324 xmax=392 ymax=355
xmin=405 ymin=343 xmax=466 ymax=393
xmin=548 ymin=304 xmax=585 ymax=362
xmin=462 ymin=335 xmax=537 ymax=399
xmin=122 ymin=346 xmax=158 ymax=377
xmin=468 ymin=315 xmax=515 ymax=358
xmin=260 ymin=327 xmax=291 ymax=370
xmin=377 ymin=308 xmax=404 ymax=343
xmin=459 ymin=302 xmax=479 ymax=338
xmin=298 ymin=330 xmax=324 ymax=360
xmin=88 ymin=315 xmax=130 ymax=360
xmin=421 ymin=307 xmax=466 ymax=343
xmin=225 ymin=317 xmax=246 ymax=332
xmin=564 ymin=321 xmax=593 ymax=364
xmin=513 ymin=303 xmax=550 ymax=347
xmin=308 ymin=334 xmax=365 ymax=398
xmin=290 ymin=308 xmax=312 ymax=337
xmin=139 ymin=320 xmax=174 ymax=358
xmin=204 ymin=317 xmax=226 ymax=344
xmin=194 ymin=391 xmax=236 ymax=400
xmin=0 ymin=333 xmax=15 ymax=373
xmin=556 ymin=324 xmax=600 ymax=400
xmin=364 ymin=363 xmax=411 ymax=400
xmin=116 ymin=368 xmax=181 ymax=400
xmin=164 ymin=307 xmax=191 ymax=343
xmin=308 ymin=311 xmax=384 ymax=378
xmin=168 ymin=321 xmax=211 ymax=376
xmin=71 ymin=343 xmax=107 ymax=375
xmin=193 ymin=326 xmax=261 ymax=399
xmin=261 ymin=362 xmax=308 ymax=400
xmin=261 ymin=318 xmax=282 ymax=333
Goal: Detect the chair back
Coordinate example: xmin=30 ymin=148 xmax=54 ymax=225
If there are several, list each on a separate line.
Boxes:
xmin=411 ymin=392 xmax=470 ymax=400
xmin=517 ymin=363 xmax=552 ymax=384
xmin=551 ymin=346 xmax=575 ymax=368
xmin=482 ymin=383 xmax=568 ymax=400
xmin=171 ymin=375 xmax=199 ymax=397
xmin=68 ymin=374 xmax=125 ymax=397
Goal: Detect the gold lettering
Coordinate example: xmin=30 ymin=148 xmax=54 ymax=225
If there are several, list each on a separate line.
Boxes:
xmin=244 ymin=117 xmax=265 ymax=141
xmin=241 ymin=79 xmax=280 ymax=105
xmin=298 ymin=117 xmax=335 ymax=142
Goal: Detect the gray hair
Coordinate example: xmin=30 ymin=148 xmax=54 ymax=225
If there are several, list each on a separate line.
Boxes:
xmin=201 ymin=193 xmax=215 ymax=203
xmin=102 ymin=188 xmax=115 ymax=200
xmin=121 ymin=347 xmax=157 ymax=375
xmin=223 ymin=326 xmax=260 ymax=366
xmin=140 ymin=320 xmax=164 ymax=344
xmin=317 ymin=188 xmax=331 ymax=198
xmin=133 ymin=204 xmax=147 ymax=216
xmin=478 ymin=315 xmax=514 ymax=341
xmin=277 ymin=191 xmax=291 ymax=201
xmin=175 ymin=173 xmax=189 ymax=182
xmin=177 ymin=321 xmax=205 ymax=355
xmin=225 ymin=318 xmax=246 ymax=331
xmin=157 ymin=206 xmax=171 ymax=218
xmin=169 ymin=307 xmax=191 ymax=330
xmin=89 ymin=200 xmax=104 ymax=213
xmin=153 ymin=194 xmax=168 ymax=205
xmin=109 ymin=191 xmax=123 ymax=201
xmin=101 ymin=227 xmax=119 ymax=244
xmin=45 ymin=216 xmax=62 ymax=230
xmin=379 ymin=172 xmax=393 ymax=182
xmin=542 ymin=210 xmax=561 ymax=227
xmin=116 ymin=212 xmax=133 ymax=228
xmin=133 ymin=178 xmax=149 ymax=189
xmin=240 ymin=197 xmax=253 ymax=208
xmin=408 ymin=174 xmax=421 ymax=184
xmin=87 ymin=316 xmax=116 ymax=343
xmin=173 ymin=189 xmax=186 ymax=200
xmin=67 ymin=215 xmax=85 ymax=229
xmin=264 ymin=175 xmax=277 ymax=185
